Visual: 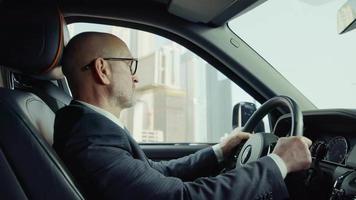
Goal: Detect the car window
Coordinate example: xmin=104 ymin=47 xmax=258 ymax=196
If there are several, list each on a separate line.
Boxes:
xmin=67 ymin=23 xmax=270 ymax=143
xmin=229 ymin=0 xmax=356 ymax=109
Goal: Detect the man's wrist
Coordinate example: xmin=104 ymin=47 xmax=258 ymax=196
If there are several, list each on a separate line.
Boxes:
xmin=212 ymin=144 xmax=224 ymax=163
xmin=268 ymin=153 xmax=288 ymax=179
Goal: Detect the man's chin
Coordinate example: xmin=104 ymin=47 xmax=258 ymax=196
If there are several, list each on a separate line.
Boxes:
xmin=123 ymin=97 xmax=136 ymax=109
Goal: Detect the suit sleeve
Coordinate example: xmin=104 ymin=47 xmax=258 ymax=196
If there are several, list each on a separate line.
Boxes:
xmin=147 ymin=147 xmax=223 ymax=181
xmin=54 ymin=108 xmax=289 ymax=200
xmin=66 ymin=144 xmax=289 ymax=200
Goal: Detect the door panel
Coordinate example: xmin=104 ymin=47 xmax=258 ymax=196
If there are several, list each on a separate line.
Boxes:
xmin=140 ymin=143 xmax=214 ymax=161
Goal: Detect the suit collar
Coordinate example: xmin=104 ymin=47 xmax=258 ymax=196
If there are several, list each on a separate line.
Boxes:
xmin=71 ymin=100 xmax=125 ymax=130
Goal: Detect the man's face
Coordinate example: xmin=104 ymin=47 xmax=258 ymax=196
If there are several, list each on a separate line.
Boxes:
xmin=108 ymin=49 xmax=137 ymax=109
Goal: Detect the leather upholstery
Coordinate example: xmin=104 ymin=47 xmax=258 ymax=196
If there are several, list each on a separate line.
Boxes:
xmin=0 ymin=3 xmax=64 ymax=77
xmin=0 ymin=88 xmax=83 ymax=199
xmin=0 ymin=2 xmax=83 ymax=200
xmin=16 ymin=76 xmax=72 ymax=112
xmin=0 ymin=149 xmax=28 ymax=200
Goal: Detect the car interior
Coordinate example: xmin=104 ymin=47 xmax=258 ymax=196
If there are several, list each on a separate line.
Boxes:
xmin=0 ymin=0 xmax=356 ymax=199
xmin=0 ymin=4 xmax=83 ymax=200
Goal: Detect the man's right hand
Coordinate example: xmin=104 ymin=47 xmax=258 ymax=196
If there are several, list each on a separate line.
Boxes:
xmin=272 ymin=136 xmax=312 ymax=173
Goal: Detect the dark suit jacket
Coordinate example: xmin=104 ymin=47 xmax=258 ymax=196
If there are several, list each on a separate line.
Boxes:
xmin=53 ymin=101 xmax=289 ymax=200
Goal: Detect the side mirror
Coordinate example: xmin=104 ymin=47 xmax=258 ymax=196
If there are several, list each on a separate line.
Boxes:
xmin=232 ymin=102 xmax=265 ymax=132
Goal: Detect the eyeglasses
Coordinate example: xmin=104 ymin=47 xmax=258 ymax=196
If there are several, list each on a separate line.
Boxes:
xmin=82 ymin=57 xmax=138 ymax=75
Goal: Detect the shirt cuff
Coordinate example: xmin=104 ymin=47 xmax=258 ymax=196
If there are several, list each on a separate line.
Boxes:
xmin=268 ymin=153 xmax=287 ymax=179
xmin=212 ymin=144 xmax=224 ymax=163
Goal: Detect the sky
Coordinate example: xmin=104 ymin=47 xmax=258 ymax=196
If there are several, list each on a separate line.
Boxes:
xmin=229 ymin=0 xmax=356 ymax=109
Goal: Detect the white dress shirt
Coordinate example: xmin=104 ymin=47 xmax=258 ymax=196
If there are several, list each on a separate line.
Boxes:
xmin=77 ymin=100 xmax=125 ymax=129
xmin=76 ymin=100 xmax=287 ymax=179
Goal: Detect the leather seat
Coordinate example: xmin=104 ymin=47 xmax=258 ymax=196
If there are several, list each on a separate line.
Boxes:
xmin=0 ymin=3 xmax=84 ymax=200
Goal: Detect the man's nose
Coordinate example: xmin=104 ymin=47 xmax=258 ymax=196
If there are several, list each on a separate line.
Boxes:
xmin=132 ymin=75 xmax=139 ymax=83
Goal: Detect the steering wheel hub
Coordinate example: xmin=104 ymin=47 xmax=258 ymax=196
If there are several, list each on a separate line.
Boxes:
xmin=238 ymin=133 xmax=279 ymax=165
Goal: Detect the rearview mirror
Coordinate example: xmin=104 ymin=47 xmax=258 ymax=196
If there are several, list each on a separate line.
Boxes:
xmin=232 ymin=102 xmax=265 ymax=132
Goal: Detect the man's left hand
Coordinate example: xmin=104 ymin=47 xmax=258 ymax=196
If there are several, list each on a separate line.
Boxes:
xmin=218 ymin=128 xmax=251 ymax=160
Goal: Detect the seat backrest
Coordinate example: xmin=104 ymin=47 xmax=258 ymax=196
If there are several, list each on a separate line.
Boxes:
xmin=0 ymin=89 xmax=82 ymax=199
xmin=0 ymin=147 xmax=28 ymax=200
xmin=0 ymin=3 xmax=84 ymax=200
xmin=14 ymin=75 xmax=72 ymax=144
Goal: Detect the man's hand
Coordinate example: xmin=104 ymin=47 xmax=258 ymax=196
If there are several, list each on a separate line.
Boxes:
xmin=219 ymin=128 xmax=251 ymax=160
xmin=272 ymin=136 xmax=312 ymax=173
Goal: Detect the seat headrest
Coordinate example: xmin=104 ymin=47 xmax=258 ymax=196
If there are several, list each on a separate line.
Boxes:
xmin=0 ymin=3 xmax=66 ymax=79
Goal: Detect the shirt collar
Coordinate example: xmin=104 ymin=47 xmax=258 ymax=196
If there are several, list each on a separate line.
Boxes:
xmin=75 ymin=100 xmax=125 ymax=129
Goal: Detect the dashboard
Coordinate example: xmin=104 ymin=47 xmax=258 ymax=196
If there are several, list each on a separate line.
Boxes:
xmin=274 ymin=109 xmax=356 ymax=167
xmin=310 ymin=136 xmax=349 ymax=165
xmin=273 ymin=109 xmax=356 ymax=199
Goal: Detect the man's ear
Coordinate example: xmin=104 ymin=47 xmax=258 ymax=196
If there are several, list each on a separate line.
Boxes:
xmin=93 ymin=58 xmax=111 ymax=85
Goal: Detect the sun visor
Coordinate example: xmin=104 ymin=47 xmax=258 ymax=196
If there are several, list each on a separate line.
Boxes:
xmin=0 ymin=4 xmax=64 ymax=78
xmin=168 ymin=0 xmax=236 ymax=23
xmin=168 ymin=0 xmax=267 ymax=26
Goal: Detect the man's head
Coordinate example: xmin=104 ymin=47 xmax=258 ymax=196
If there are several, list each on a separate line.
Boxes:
xmin=62 ymin=32 xmax=138 ymax=110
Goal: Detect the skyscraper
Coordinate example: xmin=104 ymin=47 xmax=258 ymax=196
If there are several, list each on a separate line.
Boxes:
xmin=206 ymin=64 xmax=232 ymax=142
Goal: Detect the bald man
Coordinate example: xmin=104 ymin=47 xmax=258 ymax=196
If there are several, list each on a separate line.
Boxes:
xmin=53 ymin=32 xmax=312 ymax=200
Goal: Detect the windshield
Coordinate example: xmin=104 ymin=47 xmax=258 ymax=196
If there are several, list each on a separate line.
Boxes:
xmin=229 ymin=0 xmax=356 ymax=109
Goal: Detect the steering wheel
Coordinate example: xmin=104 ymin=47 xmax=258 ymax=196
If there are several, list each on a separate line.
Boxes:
xmin=235 ymin=96 xmax=304 ymax=167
